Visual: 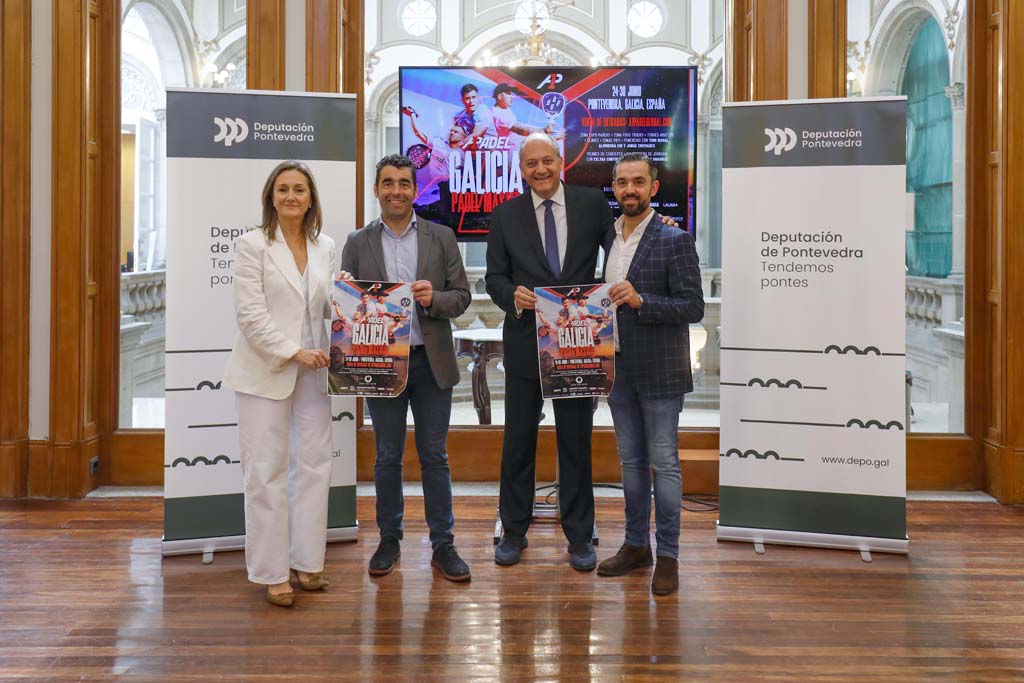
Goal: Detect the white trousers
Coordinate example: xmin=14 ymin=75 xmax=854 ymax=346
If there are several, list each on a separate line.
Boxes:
xmin=237 ymin=367 xmax=332 ymax=584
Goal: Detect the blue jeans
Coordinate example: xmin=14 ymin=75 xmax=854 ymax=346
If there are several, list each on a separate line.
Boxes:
xmin=607 ymin=378 xmax=683 ymax=559
xmin=365 ymin=348 xmax=455 ymax=549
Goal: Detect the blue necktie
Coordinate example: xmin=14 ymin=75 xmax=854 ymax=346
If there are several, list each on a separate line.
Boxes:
xmin=543 ymin=199 xmax=560 ymax=278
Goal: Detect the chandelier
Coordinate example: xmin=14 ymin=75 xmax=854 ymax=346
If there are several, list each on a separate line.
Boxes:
xmin=195 ymin=37 xmax=237 ymax=88
xmin=502 ymin=0 xmax=575 ymax=67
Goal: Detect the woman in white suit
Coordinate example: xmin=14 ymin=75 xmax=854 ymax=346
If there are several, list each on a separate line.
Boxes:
xmin=223 ymin=160 xmax=335 ymax=607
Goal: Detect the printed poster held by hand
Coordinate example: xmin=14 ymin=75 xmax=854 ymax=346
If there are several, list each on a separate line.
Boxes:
xmin=535 ymin=283 xmax=616 ymax=399
xmin=330 ymin=279 xmax=413 ymax=397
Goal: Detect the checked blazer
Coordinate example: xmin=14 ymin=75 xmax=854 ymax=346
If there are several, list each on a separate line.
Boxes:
xmin=603 ymin=213 xmax=705 ymax=399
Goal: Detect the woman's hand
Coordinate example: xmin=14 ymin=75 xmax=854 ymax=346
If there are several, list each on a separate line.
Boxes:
xmin=292 ymin=348 xmax=330 ymax=370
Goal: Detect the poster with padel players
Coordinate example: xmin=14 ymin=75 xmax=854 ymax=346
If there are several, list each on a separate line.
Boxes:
xmin=534 ymin=284 xmax=616 ymax=399
xmin=329 ymin=279 xmax=413 ymax=397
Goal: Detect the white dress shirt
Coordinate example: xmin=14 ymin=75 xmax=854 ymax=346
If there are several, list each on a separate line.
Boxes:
xmin=607 ymin=208 xmax=656 ymax=350
xmin=607 ymin=209 xmax=656 ymax=284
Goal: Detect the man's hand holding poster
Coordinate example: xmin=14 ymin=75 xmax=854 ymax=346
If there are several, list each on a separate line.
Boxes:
xmin=330 ymin=279 xmax=413 ymax=397
xmin=535 ymin=284 xmax=616 ymax=399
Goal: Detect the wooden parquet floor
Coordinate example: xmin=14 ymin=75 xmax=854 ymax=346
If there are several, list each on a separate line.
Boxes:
xmin=0 ymin=496 xmax=1022 ymax=682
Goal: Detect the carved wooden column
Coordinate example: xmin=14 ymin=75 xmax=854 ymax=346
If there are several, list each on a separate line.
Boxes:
xmin=730 ymin=0 xmax=788 ymax=102
xmin=0 ymin=0 xmax=32 ymax=497
xmin=807 ymin=0 xmax=847 ymax=98
xmin=247 ymin=0 xmax=286 ymax=90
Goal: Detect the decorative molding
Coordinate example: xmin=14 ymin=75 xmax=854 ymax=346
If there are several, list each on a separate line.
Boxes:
xmin=944 ymin=0 xmax=962 ymax=50
xmin=364 ymin=48 xmax=380 ymax=85
xmin=604 ymin=51 xmax=631 ymax=66
xmin=945 ymin=81 xmax=965 ymax=111
xmin=709 ymin=79 xmax=723 ymax=119
xmin=625 ymin=0 xmax=688 ymax=53
xmin=121 ymin=63 xmax=160 ymax=113
xmin=459 ymin=0 xmax=608 ymax=50
xmin=688 ymin=50 xmax=713 ymax=85
xmin=437 ymin=50 xmax=463 ymax=66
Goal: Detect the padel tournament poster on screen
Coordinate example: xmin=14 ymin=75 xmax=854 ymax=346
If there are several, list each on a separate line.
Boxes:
xmin=399 ymin=66 xmax=697 ymax=241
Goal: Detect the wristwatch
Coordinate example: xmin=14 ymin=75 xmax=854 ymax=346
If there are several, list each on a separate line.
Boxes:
xmin=637 ymin=294 xmax=644 ymax=307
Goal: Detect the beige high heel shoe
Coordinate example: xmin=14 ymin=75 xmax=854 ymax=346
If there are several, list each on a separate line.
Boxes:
xmin=291 ymin=569 xmax=330 ymax=591
xmin=266 ymin=586 xmax=295 ymax=607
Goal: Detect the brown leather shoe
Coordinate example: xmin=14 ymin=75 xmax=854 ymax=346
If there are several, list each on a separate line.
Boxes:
xmin=651 ymin=556 xmax=679 ymax=595
xmin=596 ymin=543 xmax=654 ymax=577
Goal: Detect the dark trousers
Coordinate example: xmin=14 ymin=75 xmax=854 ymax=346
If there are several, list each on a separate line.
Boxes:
xmin=499 ymin=372 xmax=595 ymax=544
xmin=365 ymin=348 xmax=455 ymax=549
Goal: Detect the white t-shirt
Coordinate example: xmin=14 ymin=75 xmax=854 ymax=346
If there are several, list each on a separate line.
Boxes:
xmin=493 ymin=106 xmax=517 ymax=138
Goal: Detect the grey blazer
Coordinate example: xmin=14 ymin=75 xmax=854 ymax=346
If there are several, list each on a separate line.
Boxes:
xmin=340 ymin=216 xmax=470 ymax=390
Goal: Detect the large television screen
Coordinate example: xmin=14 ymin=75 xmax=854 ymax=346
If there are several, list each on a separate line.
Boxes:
xmin=399 ymin=66 xmax=697 ymax=241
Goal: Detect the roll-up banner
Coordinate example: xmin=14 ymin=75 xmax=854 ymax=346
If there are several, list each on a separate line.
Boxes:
xmin=162 ymin=89 xmax=358 ymax=556
xmin=719 ymin=97 xmax=908 ymax=555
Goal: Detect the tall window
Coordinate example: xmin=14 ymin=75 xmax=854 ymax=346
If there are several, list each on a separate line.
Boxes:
xmin=903 ymin=18 xmax=953 ymax=278
xmin=847 ymin=0 xmax=967 ymax=434
xmin=118 ymin=1 xmax=247 ymax=429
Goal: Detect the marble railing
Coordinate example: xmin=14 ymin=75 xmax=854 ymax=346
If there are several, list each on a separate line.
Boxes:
xmin=112 ymin=265 xmax=963 ymax=428
xmin=119 ymin=270 xmax=167 ymax=427
xmin=120 ymin=270 xmax=167 ymax=323
xmin=906 ymin=275 xmax=963 ymax=329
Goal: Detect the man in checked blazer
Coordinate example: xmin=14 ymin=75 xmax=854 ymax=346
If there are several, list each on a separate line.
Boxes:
xmin=597 ymin=153 xmax=705 ymax=596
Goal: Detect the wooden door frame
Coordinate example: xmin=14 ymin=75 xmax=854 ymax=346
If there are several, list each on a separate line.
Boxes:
xmin=0 ymin=0 xmax=33 ymax=497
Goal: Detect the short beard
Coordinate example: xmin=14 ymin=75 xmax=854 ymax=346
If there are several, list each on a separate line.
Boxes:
xmin=621 ymin=198 xmax=650 ymax=217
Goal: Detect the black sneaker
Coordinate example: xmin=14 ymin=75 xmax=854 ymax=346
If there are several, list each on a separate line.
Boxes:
xmin=431 ymin=544 xmax=471 ymax=582
xmin=368 ymin=536 xmax=400 ymax=576
xmin=568 ymin=541 xmax=597 ymax=572
xmin=494 ymin=534 xmax=528 ymax=566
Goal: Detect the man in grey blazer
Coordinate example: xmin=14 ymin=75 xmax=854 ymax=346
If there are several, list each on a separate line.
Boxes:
xmin=341 ymin=154 xmax=472 ymax=582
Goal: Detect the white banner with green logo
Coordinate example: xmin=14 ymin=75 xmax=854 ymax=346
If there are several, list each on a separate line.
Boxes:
xmin=719 ymin=97 xmax=908 ymax=554
xmin=162 ymin=89 xmax=358 ymax=555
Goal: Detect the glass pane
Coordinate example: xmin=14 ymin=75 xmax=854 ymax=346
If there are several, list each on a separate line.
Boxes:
xmin=119 ymin=4 xmax=247 ymax=428
xmin=385 ymin=126 xmax=400 ymax=156
xmin=847 ymin=0 xmax=967 ymax=433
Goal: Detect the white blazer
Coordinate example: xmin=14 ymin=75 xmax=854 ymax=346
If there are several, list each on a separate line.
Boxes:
xmin=223 ymin=228 xmax=336 ymax=400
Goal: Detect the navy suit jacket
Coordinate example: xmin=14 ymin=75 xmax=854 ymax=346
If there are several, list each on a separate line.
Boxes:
xmin=486 ymin=184 xmax=615 ymax=379
xmin=603 ymin=213 xmax=705 ymax=398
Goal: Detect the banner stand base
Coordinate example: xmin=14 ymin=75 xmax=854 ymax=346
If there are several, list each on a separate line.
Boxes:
xmin=161 ymin=523 xmax=359 ymax=558
xmin=716 ymin=523 xmax=908 ymax=555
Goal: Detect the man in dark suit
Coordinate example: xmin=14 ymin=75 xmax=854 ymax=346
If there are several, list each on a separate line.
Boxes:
xmin=597 ymin=153 xmax=704 ymax=596
xmin=341 ymin=154 xmax=472 ymax=582
xmin=485 ymin=133 xmax=615 ymax=571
